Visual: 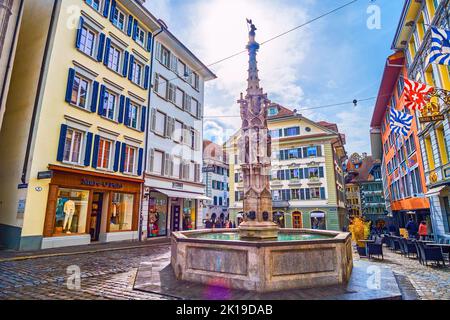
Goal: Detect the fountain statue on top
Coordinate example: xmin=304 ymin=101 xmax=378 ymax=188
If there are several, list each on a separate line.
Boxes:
xmin=237 ymin=19 xmax=279 ymax=239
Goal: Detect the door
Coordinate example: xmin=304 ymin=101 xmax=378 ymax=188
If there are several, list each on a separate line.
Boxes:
xmin=90 ymin=192 xmax=103 ymax=241
xmin=292 ymin=212 xmax=302 ymax=229
xmin=171 ymin=205 xmax=181 ymax=232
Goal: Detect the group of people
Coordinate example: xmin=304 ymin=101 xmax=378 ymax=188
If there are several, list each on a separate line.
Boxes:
xmin=203 ymin=213 xmax=237 ymax=229
xmin=405 ymin=218 xmax=429 ymax=240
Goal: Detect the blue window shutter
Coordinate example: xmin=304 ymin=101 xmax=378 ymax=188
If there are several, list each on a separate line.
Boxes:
xmin=113 ymin=141 xmax=121 ymax=172
xmin=103 ymin=38 xmax=111 ymax=66
xmin=146 ymin=32 xmax=152 ymax=52
xmin=132 ymin=19 xmax=138 ymax=41
xmin=320 ymin=187 xmax=326 ymax=200
xmin=120 ymin=143 xmax=127 ymax=173
xmin=124 ymin=98 xmax=131 ymax=126
xmin=102 ymin=0 xmax=110 ymax=18
xmin=144 ymin=65 xmax=150 ymax=89
xmin=122 ymin=51 xmax=129 ymax=77
xmin=140 ymin=106 xmax=147 ymax=132
xmin=319 ymin=167 xmax=324 ymax=178
xmin=127 ymin=16 xmax=133 ymax=37
xmin=300 ymin=189 xmax=305 ymax=200
xmin=304 ymin=168 xmax=309 ymax=179
xmin=299 ymin=168 xmax=304 ymax=179
xmin=109 ymin=0 xmax=116 ymax=23
xmin=302 ymin=147 xmax=308 ymax=158
xmin=97 ymin=33 xmax=105 ymax=62
xmin=65 ymin=68 xmax=75 ymax=103
xmin=57 ymin=124 xmax=68 ymax=162
xmin=118 ymin=95 xmax=125 ymax=123
xmin=128 ymin=55 xmax=134 ymax=81
xmin=84 ymin=132 xmax=93 ymax=166
xmin=305 ymin=189 xmax=311 ymax=200
xmin=91 ymin=135 xmax=100 ymax=168
xmin=90 ymin=81 xmax=99 ymax=112
xmin=137 ymin=148 xmax=144 ymax=176
xmin=98 ymin=85 xmax=106 ymax=116
xmin=75 ymin=17 xmax=84 ymax=49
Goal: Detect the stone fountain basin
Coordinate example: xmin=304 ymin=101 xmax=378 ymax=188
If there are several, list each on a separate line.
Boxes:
xmin=171 ymin=228 xmax=353 ymax=293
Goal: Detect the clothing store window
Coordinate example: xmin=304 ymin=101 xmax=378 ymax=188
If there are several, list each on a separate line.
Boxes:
xmin=148 ymin=193 xmax=168 ymax=237
xmin=182 ymin=199 xmax=196 ymax=230
xmin=54 ymin=188 xmax=89 ymax=235
xmin=110 ymin=193 xmax=134 ymax=231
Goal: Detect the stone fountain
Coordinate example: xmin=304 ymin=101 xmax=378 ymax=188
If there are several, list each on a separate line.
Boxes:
xmin=170 ymin=20 xmax=353 ymax=293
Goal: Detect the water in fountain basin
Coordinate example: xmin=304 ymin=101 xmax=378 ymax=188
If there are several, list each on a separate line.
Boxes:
xmin=188 ymin=232 xmax=332 ymax=242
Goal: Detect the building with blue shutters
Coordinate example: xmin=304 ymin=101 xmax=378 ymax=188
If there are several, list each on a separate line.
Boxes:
xmin=0 ymin=0 xmax=160 ymax=250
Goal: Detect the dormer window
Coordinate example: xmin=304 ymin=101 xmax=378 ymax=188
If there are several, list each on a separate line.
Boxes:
xmin=268 ymin=107 xmax=278 ymax=116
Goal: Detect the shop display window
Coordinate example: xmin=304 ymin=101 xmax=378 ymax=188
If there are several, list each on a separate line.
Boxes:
xmin=182 ymin=199 xmax=196 ymax=230
xmin=54 ymin=188 xmax=89 ymax=235
xmin=148 ymin=193 xmax=168 ymax=237
xmin=110 ymin=193 xmax=134 ymax=231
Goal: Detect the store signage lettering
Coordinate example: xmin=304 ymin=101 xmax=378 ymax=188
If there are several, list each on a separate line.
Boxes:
xmin=173 ymin=182 xmax=184 ymax=190
xmin=419 ymin=114 xmax=445 ymax=123
xmin=81 ymin=178 xmax=123 ymax=189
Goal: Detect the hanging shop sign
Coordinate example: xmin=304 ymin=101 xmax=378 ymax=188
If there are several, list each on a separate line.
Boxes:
xmin=418 ymin=89 xmax=449 ymax=123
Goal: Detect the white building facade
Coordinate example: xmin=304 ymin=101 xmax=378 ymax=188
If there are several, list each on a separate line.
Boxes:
xmin=202 ymin=140 xmax=229 ymax=226
xmin=141 ymin=27 xmax=216 ymax=239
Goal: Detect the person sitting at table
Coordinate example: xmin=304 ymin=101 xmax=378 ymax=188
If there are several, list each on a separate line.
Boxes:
xmin=418 ymin=221 xmax=428 ymax=241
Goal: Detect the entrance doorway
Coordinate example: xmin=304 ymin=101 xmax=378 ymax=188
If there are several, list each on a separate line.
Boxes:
xmin=171 ymin=205 xmax=181 ymax=232
xmin=292 ymin=212 xmax=303 ymax=228
xmin=90 ymin=192 xmax=103 ymax=241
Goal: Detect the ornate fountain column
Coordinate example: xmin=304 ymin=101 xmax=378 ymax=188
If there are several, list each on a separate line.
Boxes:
xmin=238 ymin=20 xmax=279 ymax=239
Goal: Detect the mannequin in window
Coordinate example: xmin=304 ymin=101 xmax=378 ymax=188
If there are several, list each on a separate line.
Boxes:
xmin=63 ymin=199 xmax=76 ymax=233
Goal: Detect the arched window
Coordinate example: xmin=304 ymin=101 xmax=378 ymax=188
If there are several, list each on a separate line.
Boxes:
xmin=292 ymin=211 xmax=303 ymax=229
xmin=310 ymin=211 xmax=326 ymax=230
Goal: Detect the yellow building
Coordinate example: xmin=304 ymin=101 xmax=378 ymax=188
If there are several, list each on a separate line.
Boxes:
xmin=0 ymin=0 xmax=160 ymax=250
xmin=391 ymin=0 xmax=450 ymax=241
xmin=225 ymin=104 xmax=348 ymax=231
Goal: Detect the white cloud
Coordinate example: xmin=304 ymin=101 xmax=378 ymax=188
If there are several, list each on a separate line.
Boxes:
xmin=170 ymin=0 xmax=313 ymax=141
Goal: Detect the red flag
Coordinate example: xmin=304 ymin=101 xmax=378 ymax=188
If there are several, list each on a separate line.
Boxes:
xmin=404 ymin=78 xmax=434 ymax=111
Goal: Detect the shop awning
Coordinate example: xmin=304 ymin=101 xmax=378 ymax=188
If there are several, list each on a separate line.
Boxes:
xmin=153 ymin=188 xmax=211 ymax=201
xmin=425 ymin=185 xmax=446 ymax=197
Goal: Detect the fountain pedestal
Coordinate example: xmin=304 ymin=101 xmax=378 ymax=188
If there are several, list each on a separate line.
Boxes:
xmin=238 ymin=221 xmax=279 ymax=239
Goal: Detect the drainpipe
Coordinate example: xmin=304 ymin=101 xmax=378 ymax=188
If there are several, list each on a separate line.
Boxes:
xmin=139 ymin=25 xmax=164 ymax=242
xmin=21 ymin=0 xmax=60 ymax=184
xmin=0 ymin=0 xmax=24 ymax=124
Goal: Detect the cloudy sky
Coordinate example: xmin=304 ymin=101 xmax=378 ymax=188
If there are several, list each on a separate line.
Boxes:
xmin=144 ymin=0 xmax=404 ymax=154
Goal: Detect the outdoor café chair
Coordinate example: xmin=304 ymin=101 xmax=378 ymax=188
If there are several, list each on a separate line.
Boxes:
xmin=417 ymin=241 xmax=446 ymax=267
xmin=367 ymin=243 xmax=383 ymax=260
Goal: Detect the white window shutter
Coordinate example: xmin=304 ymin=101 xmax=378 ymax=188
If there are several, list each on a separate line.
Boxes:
xmin=170 ymin=155 xmax=174 ymax=176
xmin=183 ymin=124 xmax=189 ymax=145
xmin=149 ymin=148 xmax=154 ymax=172
xmin=164 ymin=153 xmax=170 ymax=176
xmin=153 ymin=73 xmax=159 ymax=92
xmin=197 ymin=102 xmax=202 ymax=119
xmin=155 ymin=42 xmax=162 ymax=62
xmin=185 ymin=94 xmax=191 ymax=113
xmin=150 ymin=108 xmax=156 ymax=132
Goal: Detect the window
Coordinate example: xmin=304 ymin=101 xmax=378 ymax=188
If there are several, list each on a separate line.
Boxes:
xmin=135 ymin=24 xmax=146 ymax=47
xmin=310 ymin=188 xmax=321 ymax=199
xmin=131 ymin=60 xmax=143 ymax=86
xmin=191 ymin=98 xmax=199 ymax=116
xmin=124 ymin=145 xmax=137 ymax=174
xmin=70 ymin=74 xmax=90 ymax=109
xmin=107 ymin=45 xmax=121 ymax=73
xmin=411 ymin=168 xmax=423 ymax=194
xmin=128 ymin=103 xmax=139 ymax=129
xmin=63 ymin=128 xmax=84 ymax=164
xmin=161 ymin=45 xmax=170 ymax=68
xmin=173 ymin=156 xmax=182 ymax=178
xmin=307 ymin=146 xmax=317 ymax=157
xmin=308 ymin=167 xmax=320 ymax=178
xmin=175 ymin=88 xmax=184 ymax=108
xmin=155 ymin=111 xmax=166 ymax=135
xmin=97 ymin=138 xmax=112 ymax=170
xmin=268 ymin=107 xmax=278 ymax=116
xmin=87 ymin=0 xmax=102 ymax=12
xmin=79 ymin=26 xmax=96 ymax=57
xmin=112 ymin=7 xmax=126 ymax=31
xmin=104 ymin=90 xmax=117 ymax=121
xmin=153 ymin=150 xmax=164 ymax=174
xmin=284 ymin=126 xmax=300 ymax=137
xmin=110 ymin=193 xmax=134 ymax=232
xmin=177 ymin=60 xmax=186 ymax=77
xmin=53 ymin=188 xmax=89 ymax=235
xmin=174 ymin=120 xmax=183 ymax=142
xmin=288 ymin=149 xmax=300 ymax=159
xmin=291 ymin=189 xmax=300 ymax=200
xmin=436 ymin=126 xmax=449 ymax=165
xmin=190 ymin=129 xmax=195 ymax=149
xmin=155 ymin=74 xmax=167 ymax=98
xmin=270 ymin=129 xmax=282 ymax=138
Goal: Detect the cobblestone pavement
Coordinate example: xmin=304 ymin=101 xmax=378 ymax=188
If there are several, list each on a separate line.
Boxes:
xmin=0 ymin=244 xmax=173 ymax=300
xmin=0 ymin=242 xmax=449 ymax=300
xmin=355 ymin=247 xmax=450 ymax=300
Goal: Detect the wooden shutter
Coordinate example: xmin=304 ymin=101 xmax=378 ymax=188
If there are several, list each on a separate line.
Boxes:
xmin=317 ymin=145 xmax=323 ymax=157
xmin=154 ymin=73 xmax=159 ymax=93
xmin=127 ymin=15 xmax=133 ymax=37
xmin=170 ymin=54 xmax=177 ymax=72
xmin=57 ymin=125 xmax=68 ymax=162
xmin=103 ymin=38 xmax=111 ymax=66
xmin=196 ymin=102 xmax=202 ymax=119
xmin=113 ymin=141 xmax=121 ymax=172
xmin=122 ymin=51 xmax=129 ymax=77
xmin=90 ymin=81 xmax=99 ymax=113
xmin=84 ymin=132 xmax=93 ymax=166
xmin=183 ymin=125 xmax=189 ymax=145
xmin=164 ymin=153 xmax=170 ymax=176
xmin=97 ymin=33 xmax=105 ymax=62
xmin=65 ymin=68 xmax=75 ymax=103
xmin=150 ymin=108 xmax=156 ymax=132
xmin=170 ymin=156 xmax=174 ymax=176
xmin=184 ymin=94 xmax=191 ymax=113
xmin=148 ymin=148 xmax=154 ymax=172
xmin=165 ymin=116 xmax=171 ymax=138
xmin=155 ymin=41 xmax=162 ymax=62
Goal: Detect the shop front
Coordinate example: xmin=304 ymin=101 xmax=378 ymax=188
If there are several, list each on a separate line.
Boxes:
xmin=42 ymin=166 xmax=142 ymax=249
xmin=144 ymin=188 xmax=209 ymax=238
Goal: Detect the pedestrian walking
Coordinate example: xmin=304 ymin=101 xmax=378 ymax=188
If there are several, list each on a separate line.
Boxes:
xmin=418 ymin=221 xmax=428 ymax=240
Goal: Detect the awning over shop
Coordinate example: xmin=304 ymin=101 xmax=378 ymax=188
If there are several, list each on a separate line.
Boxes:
xmin=153 ymin=188 xmax=211 ymax=201
xmin=425 ymin=185 xmax=446 ymax=197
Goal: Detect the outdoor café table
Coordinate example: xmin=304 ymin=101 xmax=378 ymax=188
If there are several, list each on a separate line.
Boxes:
xmin=426 ymin=243 xmax=450 ymax=253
